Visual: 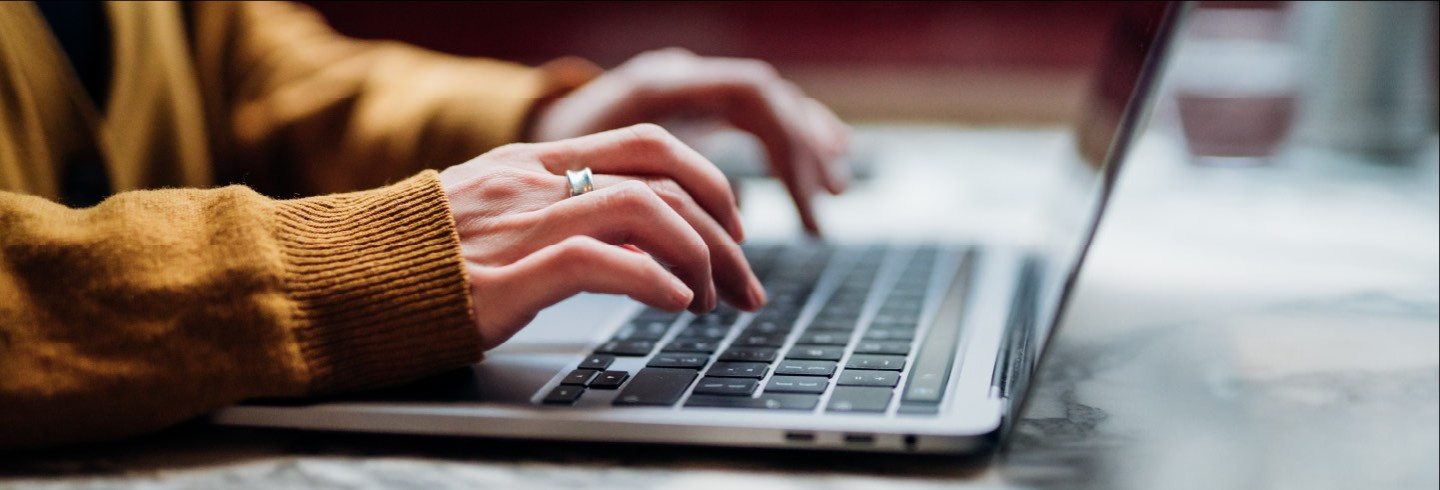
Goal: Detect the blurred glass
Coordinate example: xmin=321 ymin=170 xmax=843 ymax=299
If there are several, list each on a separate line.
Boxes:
xmin=1170 ymin=6 xmax=1299 ymax=166
xmin=1292 ymin=1 xmax=1438 ymax=162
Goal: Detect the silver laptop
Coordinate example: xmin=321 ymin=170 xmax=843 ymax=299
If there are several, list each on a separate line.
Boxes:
xmin=215 ymin=3 xmax=1182 ymax=454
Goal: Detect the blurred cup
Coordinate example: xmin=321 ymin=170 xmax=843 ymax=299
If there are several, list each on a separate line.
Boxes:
xmin=1171 ymin=7 xmax=1299 ymax=166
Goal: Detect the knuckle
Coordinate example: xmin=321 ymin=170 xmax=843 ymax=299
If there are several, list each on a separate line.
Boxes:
xmin=472 ymin=167 xmax=533 ymax=202
xmin=741 ymin=59 xmax=778 ymax=79
xmin=688 ymin=239 xmax=712 ymax=270
xmin=626 ymin=123 xmax=675 ymax=149
xmin=625 ymin=124 xmax=690 ymax=165
xmin=645 ymin=178 xmax=687 ymax=206
xmin=556 ymin=236 xmax=603 ymax=264
xmin=518 ymin=170 xmax=558 ymax=192
xmin=488 ymin=142 xmax=533 ymax=159
xmin=607 ymin=180 xmax=663 ymax=212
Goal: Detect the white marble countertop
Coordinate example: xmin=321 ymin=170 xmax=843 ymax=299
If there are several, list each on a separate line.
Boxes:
xmin=4 ymin=121 xmax=1436 ymax=489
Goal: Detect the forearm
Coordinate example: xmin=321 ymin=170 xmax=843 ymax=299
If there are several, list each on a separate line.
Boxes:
xmin=0 ymin=171 xmax=479 ymax=449
xmin=189 ymin=1 xmax=600 ymax=196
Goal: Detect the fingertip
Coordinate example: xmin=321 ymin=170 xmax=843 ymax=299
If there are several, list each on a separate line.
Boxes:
xmin=823 ymin=165 xmax=850 ymax=195
xmin=799 ymin=209 xmax=822 ymax=236
xmin=746 ymin=281 xmax=768 ymax=311
xmin=667 ymin=274 xmax=694 ymax=310
xmin=686 ymin=285 xmax=712 ymax=314
xmin=729 ymin=217 xmax=746 ymax=243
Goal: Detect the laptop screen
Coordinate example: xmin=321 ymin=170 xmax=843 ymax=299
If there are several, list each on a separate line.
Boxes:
xmin=1030 ymin=2 xmax=1182 ymax=363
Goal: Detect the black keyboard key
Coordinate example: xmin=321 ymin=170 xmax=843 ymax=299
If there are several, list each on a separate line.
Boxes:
xmin=612 ymin=321 xmax=672 ymax=341
xmin=879 ymin=299 xmax=924 ymax=314
xmin=806 ymin=317 xmax=857 ymax=332
xmin=718 ymin=347 xmax=778 ymax=363
xmin=818 ymin=303 xmax=864 ymax=317
xmin=578 ymin=354 xmax=615 ymax=370
xmin=826 ymin=386 xmax=893 ymax=413
xmin=542 ymin=385 xmax=584 ymax=405
xmin=870 ymin=321 xmax=920 ymax=333
xmin=796 ymin=331 xmax=850 ymax=345
xmin=561 ymin=369 xmax=599 ymax=386
xmin=733 ymin=333 xmax=787 ymax=347
xmin=871 ymin=313 xmax=920 ymax=326
xmin=613 ymin=368 xmax=699 ymax=406
xmin=837 ymin=369 xmax=900 ymax=387
xmin=646 ymin=353 xmax=709 ymax=369
xmin=773 ymin=360 xmax=838 ymax=377
xmin=633 ymin=308 xmax=681 ymax=324
xmin=830 ymin=291 xmax=869 ymax=305
xmin=765 ymin=375 xmax=829 ymax=394
xmin=862 ymin=329 xmax=916 ymax=341
xmin=590 ymin=370 xmax=630 ymax=389
xmin=742 ymin=320 xmax=791 ymax=335
xmin=594 ymin=341 xmax=655 ymax=356
xmin=705 ymin=362 xmax=770 ymax=378
xmin=853 ymin=340 xmax=913 ymax=355
xmin=753 ymin=309 xmax=799 ymax=324
xmin=663 ymin=340 xmax=719 ymax=354
xmin=691 ymin=308 xmax=740 ymax=326
xmin=675 ymin=325 xmax=729 ymax=341
xmin=846 ymin=354 xmax=907 ymax=371
xmin=785 ymin=345 xmax=845 ymax=361
xmin=692 ymin=377 xmax=759 ymax=396
xmin=685 ymin=393 xmax=819 ymax=410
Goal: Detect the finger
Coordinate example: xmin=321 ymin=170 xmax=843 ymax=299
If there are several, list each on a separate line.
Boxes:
xmin=802 ymin=97 xmax=853 ymax=195
xmin=470 ymin=236 xmax=693 ymax=349
xmin=636 ymin=60 xmax=827 ymax=234
xmin=531 ymin=124 xmax=746 ymax=242
xmin=520 ymin=181 xmax=719 ymax=312
xmin=593 ymin=174 xmax=766 ymax=311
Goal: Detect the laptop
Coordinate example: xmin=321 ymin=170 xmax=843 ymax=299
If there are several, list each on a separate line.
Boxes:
xmin=214 ymin=2 xmax=1183 ymax=454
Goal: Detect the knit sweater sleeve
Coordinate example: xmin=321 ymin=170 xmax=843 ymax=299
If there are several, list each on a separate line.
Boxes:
xmin=188 ymin=1 xmax=601 ymax=197
xmin=0 ymin=171 xmax=479 ymax=449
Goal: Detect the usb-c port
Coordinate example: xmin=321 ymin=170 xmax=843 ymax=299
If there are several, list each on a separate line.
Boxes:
xmin=785 ymin=431 xmax=816 ymax=443
xmin=843 ymin=433 xmax=875 ymax=445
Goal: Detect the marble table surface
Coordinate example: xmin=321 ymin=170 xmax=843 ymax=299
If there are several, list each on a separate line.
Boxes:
xmin=3 ymin=123 xmax=1436 ymax=490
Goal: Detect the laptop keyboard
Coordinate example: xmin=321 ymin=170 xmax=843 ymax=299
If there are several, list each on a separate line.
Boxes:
xmin=539 ymin=243 xmax=969 ymax=415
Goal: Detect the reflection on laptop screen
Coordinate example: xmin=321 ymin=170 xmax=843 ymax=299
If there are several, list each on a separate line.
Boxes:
xmin=1033 ymin=2 xmax=1180 ymax=362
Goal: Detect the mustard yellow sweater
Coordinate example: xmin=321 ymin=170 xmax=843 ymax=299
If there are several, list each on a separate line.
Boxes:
xmin=0 ymin=2 xmax=598 ymax=449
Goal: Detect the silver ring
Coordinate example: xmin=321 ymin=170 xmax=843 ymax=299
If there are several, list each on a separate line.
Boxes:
xmin=566 ymin=167 xmax=594 ymax=197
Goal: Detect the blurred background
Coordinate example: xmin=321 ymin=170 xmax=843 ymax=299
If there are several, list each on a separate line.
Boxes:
xmin=304 ymin=0 xmax=1176 ymax=125
xmin=305 ymin=1 xmax=1436 ymax=160
xmin=308 ymin=1 xmax=1438 ymax=165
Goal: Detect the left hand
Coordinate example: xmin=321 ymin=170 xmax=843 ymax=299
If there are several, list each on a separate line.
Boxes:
xmin=529 ymin=48 xmax=852 ymax=234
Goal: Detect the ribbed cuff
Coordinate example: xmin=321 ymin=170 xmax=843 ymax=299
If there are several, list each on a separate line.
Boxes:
xmin=272 ymin=171 xmax=480 ymax=394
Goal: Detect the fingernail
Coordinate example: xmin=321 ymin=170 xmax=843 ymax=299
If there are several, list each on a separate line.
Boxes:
xmin=748 ymin=281 xmax=767 ymax=309
xmin=730 ymin=219 xmax=746 ymax=243
xmin=670 ymin=277 xmax=694 ymax=309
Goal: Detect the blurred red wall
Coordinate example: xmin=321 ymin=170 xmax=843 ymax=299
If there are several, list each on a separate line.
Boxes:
xmin=303 ymin=1 xmax=1176 ymax=123
xmin=305 ymin=1 xmax=1128 ymax=69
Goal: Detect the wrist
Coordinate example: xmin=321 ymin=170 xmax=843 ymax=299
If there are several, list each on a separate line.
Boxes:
xmin=273 ymin=171 xmax=481 ymax=394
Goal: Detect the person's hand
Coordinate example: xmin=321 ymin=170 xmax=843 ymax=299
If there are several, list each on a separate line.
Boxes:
xmin=530 ymin=48 xmax=851 ymax=234
xmin=439 ymin=124 xmax=766 ymax=350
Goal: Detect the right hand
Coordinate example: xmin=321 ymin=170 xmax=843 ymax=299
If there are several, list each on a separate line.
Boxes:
xmin=530 ymin=48 xmax=852 ymax=235
xmin=438 ymin=124 xmax=766 ymax=350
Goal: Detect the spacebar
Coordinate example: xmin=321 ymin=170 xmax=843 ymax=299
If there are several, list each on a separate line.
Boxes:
xmin=685 ymin=394 xmax=819 ymax=410
xmin=899 ymin=250 xmax=972 ymax=413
